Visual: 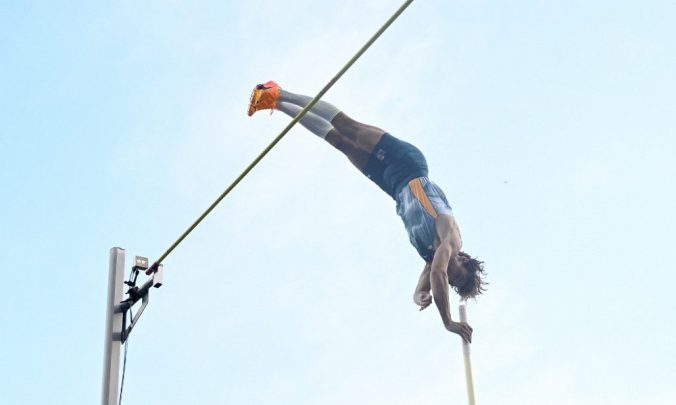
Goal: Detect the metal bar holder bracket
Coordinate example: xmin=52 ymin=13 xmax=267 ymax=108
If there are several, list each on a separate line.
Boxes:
xmin=101 ymin=248 xmax=164 ymax=405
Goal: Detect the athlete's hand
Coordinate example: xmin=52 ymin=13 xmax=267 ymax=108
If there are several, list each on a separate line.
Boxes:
xmin=446 ymin=321 xmax=473 ymax=343
xmin=415 ymin=291 xmax=433 ymax=311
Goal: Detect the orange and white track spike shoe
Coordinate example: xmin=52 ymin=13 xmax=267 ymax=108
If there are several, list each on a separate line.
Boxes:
xmin=247 ymin=80 xmax=280 ymax=116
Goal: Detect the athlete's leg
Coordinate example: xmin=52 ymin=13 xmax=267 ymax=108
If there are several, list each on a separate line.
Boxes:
xmin=249 ymin=82 xmax=383 ymax=170
xmin=279 ymin=89 xmax=385 ymax=152
xmin=276 ymin=101 xmax=333 ymax=139
xmin=276 ymin=102 xmax=370 ymax=169
xmin=330 ymin=111 xmax=385 ymax=152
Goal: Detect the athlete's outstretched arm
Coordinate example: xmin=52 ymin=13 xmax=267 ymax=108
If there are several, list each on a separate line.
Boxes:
xmin=413 ymin=263 xmax=432 ymax=310
xmin=431 ymin=215 xmax=473 ymax=342
xmin=430 ymin=236 xmax=454 ymax=325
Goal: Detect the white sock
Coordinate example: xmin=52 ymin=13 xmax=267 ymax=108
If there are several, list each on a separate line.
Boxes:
xmin=277 ymin=102 xmax=334 ymax=139
xmin=278 ymin=89 xmax=341 ymax=123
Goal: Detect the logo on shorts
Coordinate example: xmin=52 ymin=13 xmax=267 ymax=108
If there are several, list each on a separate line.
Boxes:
xmin=376 ymin=148 xmax=386 ymax=161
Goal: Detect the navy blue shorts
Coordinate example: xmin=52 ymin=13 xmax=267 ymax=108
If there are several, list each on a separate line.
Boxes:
xmin=361 ymin=133 xmax=429 ymax=199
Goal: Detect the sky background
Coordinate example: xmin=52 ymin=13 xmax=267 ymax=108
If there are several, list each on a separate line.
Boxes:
xmin=1 ymin=0 xmax=675 ymax=404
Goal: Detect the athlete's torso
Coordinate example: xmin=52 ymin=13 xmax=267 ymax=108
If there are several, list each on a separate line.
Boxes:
xmin=396 ymin=177 xmax=453 ymax=263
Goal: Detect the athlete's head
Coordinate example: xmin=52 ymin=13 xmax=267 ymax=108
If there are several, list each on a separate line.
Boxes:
xmin=448 ymin=251 xmax=486 ymax=301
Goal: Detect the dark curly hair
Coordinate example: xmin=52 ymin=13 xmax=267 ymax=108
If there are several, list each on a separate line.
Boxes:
xmin=450 ymin=251 xmax=487 ymax=301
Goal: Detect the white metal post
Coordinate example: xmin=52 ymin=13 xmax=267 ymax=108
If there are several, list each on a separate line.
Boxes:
xmin=459 ymin=304 xmax=476 ymax=405
xmin=101 ymin=247 xmax=125 ymax=405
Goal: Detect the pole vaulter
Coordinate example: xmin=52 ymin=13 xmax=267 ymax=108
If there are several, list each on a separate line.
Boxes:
xmin=101 ymin=1 xmax=483 ymax=404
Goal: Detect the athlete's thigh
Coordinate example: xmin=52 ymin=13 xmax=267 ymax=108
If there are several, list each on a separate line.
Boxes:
xmin=331 ymin=112 xmax=385 ymax=151
xmin=325 ymin=129 xmax=370 ymax=170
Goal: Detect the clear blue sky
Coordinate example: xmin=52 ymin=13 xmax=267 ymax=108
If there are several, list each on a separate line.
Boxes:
xmin=2 ymin=1 xmax=675 ymax=404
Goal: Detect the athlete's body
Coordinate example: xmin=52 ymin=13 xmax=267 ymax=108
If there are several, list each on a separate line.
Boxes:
xmin=248 ymin=81 xmax=485 ymax=342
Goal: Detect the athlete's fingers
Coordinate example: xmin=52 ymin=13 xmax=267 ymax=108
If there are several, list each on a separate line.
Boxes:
xmin=465 ymin=326 xmax=473 ymax=343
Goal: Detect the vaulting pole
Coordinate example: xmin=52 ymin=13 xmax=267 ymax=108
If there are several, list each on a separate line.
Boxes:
xmin=459 ymin=304 xmax=476 ymax=405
